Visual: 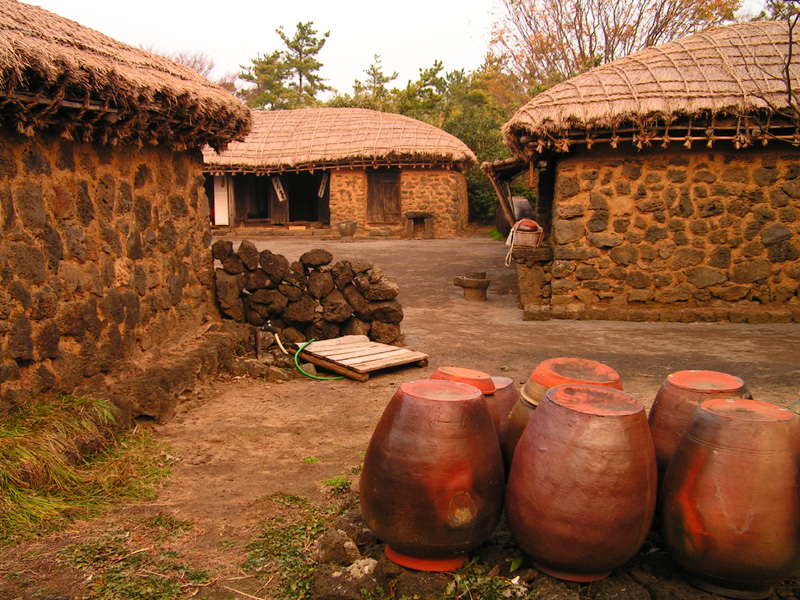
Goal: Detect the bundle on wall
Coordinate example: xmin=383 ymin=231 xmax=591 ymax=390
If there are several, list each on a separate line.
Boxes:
xmin=212 ymin=240 xmax=404 ymax=345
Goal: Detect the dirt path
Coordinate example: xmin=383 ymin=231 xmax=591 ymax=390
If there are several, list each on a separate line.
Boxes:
xmin=2 ymin=235 xmax=799 ymax=599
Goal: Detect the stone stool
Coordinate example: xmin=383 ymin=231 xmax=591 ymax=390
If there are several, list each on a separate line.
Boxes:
xmin=454 ymin=272 xmax=490 ymax=301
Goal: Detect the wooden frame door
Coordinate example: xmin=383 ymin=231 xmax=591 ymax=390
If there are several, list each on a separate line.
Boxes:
xmin=367 ymin=169 xmax=401 ymax=224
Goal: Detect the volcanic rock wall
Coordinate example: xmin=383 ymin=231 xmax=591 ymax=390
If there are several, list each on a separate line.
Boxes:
xmin=213 ymin=240 xmax=405 ymax=345
xmin=516 ymin=148 xmax=800 ymax=323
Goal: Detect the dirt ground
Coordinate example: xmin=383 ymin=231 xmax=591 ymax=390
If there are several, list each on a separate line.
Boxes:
xmin=1 ymin=233 xmax=799 ymax=599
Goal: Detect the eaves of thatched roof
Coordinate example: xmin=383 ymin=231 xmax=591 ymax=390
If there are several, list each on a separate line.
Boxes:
xmin=504 ymin=20 xmax=800 ymax=158
xmin=0 ymin=0 xmax=250 ymax=150
xmin=202 ymin=108 xmax=477 ymax=174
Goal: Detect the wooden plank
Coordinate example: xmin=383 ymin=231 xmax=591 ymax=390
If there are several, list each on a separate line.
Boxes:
xmin=337 ymin=349 xmax=424 ymax=367
xmin=343 ymin=353 xmax=430 ymax=372
xmin=305 ymin=336 xmax=370 ymax=350
xmin=324 ymin=346 xmax=408 ymax=361
xmin=318 ymin=344 xmax=385 ymax=359
xmin=295 ymin=351 xmax=369 ymax=382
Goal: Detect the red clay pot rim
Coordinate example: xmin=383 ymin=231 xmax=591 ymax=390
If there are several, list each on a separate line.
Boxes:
xmin=701 ymin=397 xmax=795 ymax=422
xmin=666 ymin=370 xmax=745 ymax=393
xmin=431 ymin=366 xmax=496 ymax=394
xmin=401 ymin=379 xmax=482 ymax=402
xmin=547 ymin=384 xmax=643 ymax=417
xmin=491 ymin=375 xmax=514 ymax=389
xmin=529 ymin=357 xmax=622 ymax=390
xmin=385 ymin=546 xmax=467 ymax=572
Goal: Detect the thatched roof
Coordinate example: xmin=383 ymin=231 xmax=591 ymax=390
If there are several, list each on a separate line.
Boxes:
xmin=0 ymin=0 xmax=250 ymax=150
xmin=504 ymin=20 xmax=800 ymax=157
xmin=203 ymin=108 xmax=477 ymax=174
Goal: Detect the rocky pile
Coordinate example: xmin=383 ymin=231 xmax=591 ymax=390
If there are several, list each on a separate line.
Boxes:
xmin=212 ymin=240 xmax=404 ymax=346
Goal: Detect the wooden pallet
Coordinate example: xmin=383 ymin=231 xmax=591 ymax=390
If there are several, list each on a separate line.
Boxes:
xmin=291 ymin=335 xmax=429 ymax=382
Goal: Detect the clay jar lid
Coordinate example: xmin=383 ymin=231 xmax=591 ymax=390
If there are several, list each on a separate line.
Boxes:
xmin=521 ymin=357 xmax=622 ymax=406
xmin=402 ymin=379 xmax=482 ymax=402
xmin=548 ymin=384 xmax=643 ymax=417
xmin=666 ymin=370 xmax=745 ymax=393
xmin=431 ymin=366 xmax=496 ymax=395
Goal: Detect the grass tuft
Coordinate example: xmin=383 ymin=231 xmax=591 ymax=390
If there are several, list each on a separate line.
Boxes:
xmin=0 ymin=394 xmax=173 ymax=543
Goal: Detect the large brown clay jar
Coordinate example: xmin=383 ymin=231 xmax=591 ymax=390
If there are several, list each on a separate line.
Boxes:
xmin=506 ymin=384 xmax=656 ymax=582
xmin=505 ymin=358 xmax=623 ymax=462
xmin=491 ymin=376 xmax=519 ymax=472
xmin=648 ymin=370 xmax=749 ymax=482
xmin=360 ymin=380 xmax=505 ymax=571
xmin=661 ymin=398 xmax=800 ymax=600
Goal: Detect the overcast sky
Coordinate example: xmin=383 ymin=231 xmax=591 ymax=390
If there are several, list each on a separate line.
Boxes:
xmin=33 ymin=0 xmax=502 ymax=97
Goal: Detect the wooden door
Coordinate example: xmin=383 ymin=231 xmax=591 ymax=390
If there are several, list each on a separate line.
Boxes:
xmin=367 ymin=170 xmax=401 ymax=224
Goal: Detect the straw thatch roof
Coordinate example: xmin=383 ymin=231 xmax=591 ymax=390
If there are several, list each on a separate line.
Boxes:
xmin=0 ymin=0 xmax=249 ymax=150
xmin=504 ymin=20 xmax=800 ymax=158
xmin=203 ymin=108 xmax=477 ymax=174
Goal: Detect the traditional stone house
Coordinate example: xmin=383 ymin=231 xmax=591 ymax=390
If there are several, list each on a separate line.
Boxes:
xmin=203 ymin=108 xmax=476 ymax=238
xmin=0 ymin=0 xmax=250 ymax=415
xmin=488 ymin=21 xmax=800 ymax=323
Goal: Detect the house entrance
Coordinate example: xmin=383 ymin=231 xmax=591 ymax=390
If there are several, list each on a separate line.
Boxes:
xmin=367 ymin=168 xmax=401 ymax=224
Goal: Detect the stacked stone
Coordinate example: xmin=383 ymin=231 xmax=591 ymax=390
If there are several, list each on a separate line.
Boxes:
xmin=213 ymin=240 xmax=404 ymax=345
xmin=517 ymin=150 xmax=800 ymax=323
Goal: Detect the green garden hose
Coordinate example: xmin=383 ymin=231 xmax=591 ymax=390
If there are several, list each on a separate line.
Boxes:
xmin=295 ymin=339 xmax=344 ymax=381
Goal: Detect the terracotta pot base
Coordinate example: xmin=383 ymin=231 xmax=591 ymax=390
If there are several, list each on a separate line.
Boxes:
xmin=384 ymin=546 xmax=466 ymax=572
xmin=683 ymin=572 xmax=773 ymax=600
xmin=534 ymin=563 xmax=611 ymax=583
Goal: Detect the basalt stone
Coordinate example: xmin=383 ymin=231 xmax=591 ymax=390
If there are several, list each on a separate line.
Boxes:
xmin=244 ymin=298 xmax=270 ymax=326
xmin=608 ymin=266 xmax=627 ymax=280
xmin=589 ymin=192 xmax=608 ymax=210
xmin=245 ymin=268 xmax=270 ymax=290
xmin=61 ymin=221 xmax=87 ymax=263
xmin=353 ymin=272 xmax=371 ymax=294
xmin=742 ymin=240 xmax=765 ymax=258
xmin=626 ymin=270 xmax=652 ymax=289
xmin=587 ymin=232 xmax=624 ymax=248
xmin=215 ymin=268 xmax=243 ymax=309
xmin=0 ymin=145 xmax=18 ymax=179
xmin=370 ymin=320 xmax=401 ymax=344
xmin=126 ymin=228 xmax=144 ymax=260
xmin=687 ymin=266 xmax=728 ymax=289
xmin=212 ymin=239 xmax=234 ymax=261
xmin=556 ymin=204 xmax=584 ymax=219
xmin=343 ymin=284 xmax=367 ymax=314
xmin=556 ymin=175 xmax=580 ymax=199
xmin=300 ymin=248 xmax=334 ymax=268
xmin=283 ymin=261 xmax=307 ymax=287
xmin=251 ymin=289 xmax=288 ymax=315
xmin=332 ymin=261 xmax=354 ymax=290
xmin=133 ymin=195 xmax=152 ymax=230
xmin=95 ymin=174 xmax=115 ymax=219
xmin=364 ymin=278 xmax=399 ymax=301
xmin=98 ymin=219 xmax=121 ymax=254
xmin=22 ymin=143 xmax=50 ymax=175
xmin=157 ymin=221 xmax=178 ymax=252
xmin=622 ymin=163 xmax=642 ymax=180
xmin=554 ymin=219 xmax=584 ymax=244
xmin=100 ymin=289 xmax=125 ymax=324
xmin=222 ymin=254 xmax=244 ymax=274
xmin=279 ymin=283 xmax=303 ymax=302
xmin=31 ymin=286 xmax=58 ymax=321
xmin=0 ymin=361 xmax=20 ymax=383
xmin=761 ymin=223 xmax=793 ymax=246
xmin=654 ymin=284 xmax=692 ymax=303
xmin=237 ymin=239 xmax=260 ymax=270
xmin=8 ymin=315 xmax=34 ymax=361
xmin=8 ymin=242 xmax=46 ymax=284
xmin=308 ymin=271 xmax=335 ymax=299
xmin=35 ymin=319 xmax=60 ymax=359
xmin=15 ymin=181 xmax=46 ymax=230
xmin=587 ymin=210 xmax=609 ymax=232
xmin=1 ymin=184 xmax=15 ymax=232
xmin=76 ymin=180 xmax=95 ymax=225
xmin=260 ymin=250 xmax=290 ymax=283
xmin=122 ymin=291 xmax=140 ymax=328
xmin=359 ymin=300 xmax=404 ymax=324
xmin=351 ymin=259 xmax=372 ymax=274
xmin=168 ymin=275 xmax=184 ymax=305
xmin=551 ymin=260 xmax=575 ymax=278
xmin=56 ymin=303 xmax=85 ymax=340
xmin=553 ymin=246 xmax=596 ymax=260
xmin=307 ymin=320 xmax=340 ymax=341
xmin=284 ymin=295 xmax=317 ymax=324
xmin=42 ymin=224 xmax=64 ymax=271
xmin=645 ymin=226 xmax=668 ymax=242
xmin=731 ymin=259 xmax=770 ymax=284
xmin=669 ymin=248 xmax=704 ymax=269
xmin=576 ymin=265 xmax=601 ymax=280
xmin=614 ymin=218 xmax=630 ymax=233
xmin=168 ymin=193 xmax=188 ymax=218
xmin=10 ymin=279 xmax=31 ymax=309
xmin=708 ymin=247 xmax=732 ymax=269
xmin=341 ymin=316 xmax=371 ymax=336
xmin=768 ymin=240 xmax=800 ymax=262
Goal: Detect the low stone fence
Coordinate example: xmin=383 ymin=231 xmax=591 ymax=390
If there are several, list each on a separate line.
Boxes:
xmin=212 ymin=240 xmax=405 ymax=345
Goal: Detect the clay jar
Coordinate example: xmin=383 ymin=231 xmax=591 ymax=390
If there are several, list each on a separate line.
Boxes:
xmin=360 ymin=379 xmax=504 ymax=571
xmin=505 ymin=357 xmax=623 ymax=462
xmin=491 ymin=376 xmax=520 ymax=471
xmin=506 ymin=384 xmax=656 ymax=582
xmin=661 ymin=398 xmax=800 ymax=599
xmin=648 ymin=370 xmax=749 ymax=482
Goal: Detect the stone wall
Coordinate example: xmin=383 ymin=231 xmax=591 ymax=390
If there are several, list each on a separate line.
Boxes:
xmin=515 ymin=147 xmax=800 ymax=323
xmin=213 ymin=241 xmax=405 ymax=345
xmin=0 ymin=131 xmax=218 ymax=414
xmin=328 ymin=168 xmax=467 ymax=237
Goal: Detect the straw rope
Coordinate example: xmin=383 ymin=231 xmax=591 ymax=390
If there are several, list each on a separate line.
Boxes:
xmin=0 ymin=0 xmax=249 ymax=150
xmin=202 ymin=108 xmax=477 ymax=173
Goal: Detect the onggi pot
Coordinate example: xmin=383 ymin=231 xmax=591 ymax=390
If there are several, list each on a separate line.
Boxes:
xmin=661 ymin=398 xmax=800 ymax=599
xmin=491 ymin=376 xmax=520 ymax=472
xmin=648 ymin=370 xmax=750 ymax=482
xmin=360 ymin=380 xmax=504 ymax=571
xmin=505 ymin=358 xmax=622 ymax=462
xmin=505 ymin=384 xmax=656 ymax=582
